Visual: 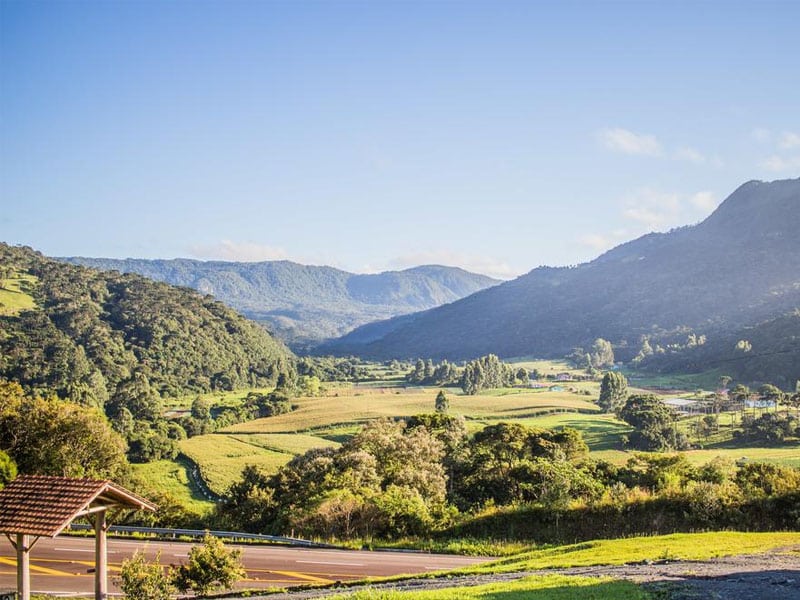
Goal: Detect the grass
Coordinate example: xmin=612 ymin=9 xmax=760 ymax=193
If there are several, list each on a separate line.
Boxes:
xmin=593 ymin=445 xmax=800 ymax=468
xmin=131 ymin=458 xmax=216 ymax=514
xmin=327 ymin=575 xmax=648 ymax=600
xmin=179 ymin=435 xmax=294 ymax=495
xmin=164 ymin=386 xmax=276 ymax=410
xmin=223 ymin=387 xmax=601 ymax=436
xmin=0 ymin=272 xmax=37 ymax=315
xmin=622 ymin=367 xmax=726 ymax=392
xmin=477 ymin=413 xmax=631 ymax=451
xmin=461 ymin=531 xmax=800 ymax=574
xmin=228 ymin=432 xmax=341 ymax=455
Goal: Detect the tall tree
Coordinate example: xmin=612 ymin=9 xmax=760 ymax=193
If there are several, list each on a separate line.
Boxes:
xmin=434 ymin=390 xmax=449 ymax=414
xmin=598 ymin=371 xmax=628 ymax=413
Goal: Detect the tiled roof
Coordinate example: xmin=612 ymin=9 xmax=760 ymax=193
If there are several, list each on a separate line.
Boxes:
xmin=0 ymin=475 xmax=156 ymax=537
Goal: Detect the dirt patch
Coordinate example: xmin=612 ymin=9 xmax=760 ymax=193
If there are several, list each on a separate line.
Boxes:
xmin=253 ymin=548 xmax=800 ymax=599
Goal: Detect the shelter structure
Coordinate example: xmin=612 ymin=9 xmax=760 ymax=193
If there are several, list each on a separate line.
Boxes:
xmin=0 ymin=475 xmax=156 ymax=600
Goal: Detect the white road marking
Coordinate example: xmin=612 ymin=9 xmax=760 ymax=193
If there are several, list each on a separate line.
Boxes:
xmin=295 ymin=560 xmax=365 ymax=566
xmin=54 ymin=548 xmax=116 ymax=554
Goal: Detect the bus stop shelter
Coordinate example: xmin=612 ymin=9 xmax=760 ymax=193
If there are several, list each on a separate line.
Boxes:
xmin=0 ymin=475 xmax=156 ymax=600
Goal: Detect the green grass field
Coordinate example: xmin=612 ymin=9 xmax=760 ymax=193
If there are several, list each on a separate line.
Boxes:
xmin=463 ymin=531 xmax=800 ymax=574
xmin=131 ymin=458 xmax=215 ymax=514
xmin=329 ymin=531 xmax=800 ymax=599
xmin=0 ymin=272 xmax=37 ymax=315
xmin=478 ymin=413 xmax=632 ymax=451
xmin=592 ymin=445 xmax=800 ymax=468
xmin=179 ymin=435 xmax=295 ymax=495
xmin=225 ymin=387 xmax=602 ymax=435
xmin=329 ymin=576 xmax=647 ymax=600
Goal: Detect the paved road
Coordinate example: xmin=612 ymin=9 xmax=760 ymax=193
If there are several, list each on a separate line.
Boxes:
xmin=0 ymin=535 xmax=488 ymax=597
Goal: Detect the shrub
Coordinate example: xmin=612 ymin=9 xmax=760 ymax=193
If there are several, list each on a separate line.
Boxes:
xmin=118 ymin=550 xmax=172 ymax=600
xmin=172 ymin=533 xmax=245 ymax=596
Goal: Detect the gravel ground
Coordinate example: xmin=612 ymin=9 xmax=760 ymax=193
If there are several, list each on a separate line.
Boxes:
xmin=251 ymin=547 xmax=800 ymax=599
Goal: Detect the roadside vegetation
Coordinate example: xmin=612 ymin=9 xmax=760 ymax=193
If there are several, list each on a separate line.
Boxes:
xmin=328 ymin=576 xmax=649 ymax=600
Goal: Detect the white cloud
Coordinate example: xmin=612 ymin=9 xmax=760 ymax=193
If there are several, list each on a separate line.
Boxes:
xmin=384 ymin=250 xmax=522 ymax=280
xmin=760 ymin=155 xmax=800 ymax=172
xmin=622 ymin=188 xmax=683 ymax=230
xmin=598 ymin=128 xmax=663 ymax=156
xmin=689 ymin=191 xmax=718 ymax=212
xmin=674 ymin=147 xmax=707 ymax=164
xmin=779 ymin=131 xmax=800 ymax=149
xmin=188 ymin=240 xmax=289 ymax=262
xmin=620 ymin=188 xmax=718 ymax=232
xmin=579 ymin=234 xmax=615 ymax=252
xmin=578 ymin=188 xmax=719 ymax=259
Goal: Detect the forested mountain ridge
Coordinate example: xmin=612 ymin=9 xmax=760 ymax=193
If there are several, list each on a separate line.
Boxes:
xmin=0 ymin=243 xmax=294 ymax=406
xmin=60 ymin=257 xmax=500 ymax=350
xmin=325 ymin=178 xmax=800 ymax=385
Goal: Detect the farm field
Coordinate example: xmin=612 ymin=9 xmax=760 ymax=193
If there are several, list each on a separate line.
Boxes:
xmin=179 ymin=435 xmax=296 ymax=495
xmin=143 ymin=361 xmax=799 ymax=510
xmin=131 ymin=459 xmax=215 ymax=514
xmin=177 ymin=384 xmax=609 ymax=496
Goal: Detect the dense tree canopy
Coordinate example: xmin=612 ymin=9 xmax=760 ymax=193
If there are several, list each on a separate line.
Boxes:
xmin=0 ymin=243 xmax=294 ymax=402
xmin=618 ymin=394 xmax=688 ymax=451
xmin=0 ymin=380 xmax=128 ymax=478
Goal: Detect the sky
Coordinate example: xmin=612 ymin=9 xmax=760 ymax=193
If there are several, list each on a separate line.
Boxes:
xmin=1 ymin=1 xmax=799 ymax=279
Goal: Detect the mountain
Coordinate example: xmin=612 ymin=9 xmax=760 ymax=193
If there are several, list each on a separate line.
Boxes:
xmin=0 ymin=243 xmax=294 ymax=404
xmin=58 ymin=257 xmax=500 ymax=350
xmin=323 ymin=178 xmax=800 ymax=385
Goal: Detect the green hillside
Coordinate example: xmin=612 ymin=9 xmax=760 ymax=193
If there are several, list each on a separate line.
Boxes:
xmin=0 ymin=243 xmax=294 ymax=404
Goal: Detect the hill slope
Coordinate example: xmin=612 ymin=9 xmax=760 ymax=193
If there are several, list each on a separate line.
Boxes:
xmin=59 ymin=258 xmax=499 ymax=350
xmin=0 ymin=243 xmax=293 ymax=404
xmin=324 ymin=178 xmax=800 ymax=384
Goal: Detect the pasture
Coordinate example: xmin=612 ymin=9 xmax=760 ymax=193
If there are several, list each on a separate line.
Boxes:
xmin=0 ymin=272 xmax=37 ymax=315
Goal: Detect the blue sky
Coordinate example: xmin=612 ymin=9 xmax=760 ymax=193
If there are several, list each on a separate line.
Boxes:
xmin=1 ymin=0 xmax=798 ymax=278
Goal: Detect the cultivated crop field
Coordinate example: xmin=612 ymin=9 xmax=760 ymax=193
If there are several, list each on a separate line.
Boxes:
xmin=131 ymin=458 xmax=215 ymax=514
xmin=177 ymin=383 xmax=609 ymax=495
xmin=179 ymin=435 xmax=296 ymax=495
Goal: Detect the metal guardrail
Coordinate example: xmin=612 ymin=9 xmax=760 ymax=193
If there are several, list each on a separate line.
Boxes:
xmin=68 ymin=524 xmax=334 ymax=548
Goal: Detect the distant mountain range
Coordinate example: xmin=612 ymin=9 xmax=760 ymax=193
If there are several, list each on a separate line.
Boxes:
xmin=59 ymin=257 xmax=500 ymax=350
xmin=322 ymin=178 xmax=800 ymax=387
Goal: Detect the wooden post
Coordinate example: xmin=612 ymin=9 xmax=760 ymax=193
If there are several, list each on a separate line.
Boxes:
xmin=16 ymin=533 xmax=30 ymax=600
xmin=94 ymin=510 xmax=107 ymax=600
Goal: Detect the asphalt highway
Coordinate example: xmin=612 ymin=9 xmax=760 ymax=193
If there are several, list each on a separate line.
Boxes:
xmin=0 ymin=535 xmax=488 ymax=597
